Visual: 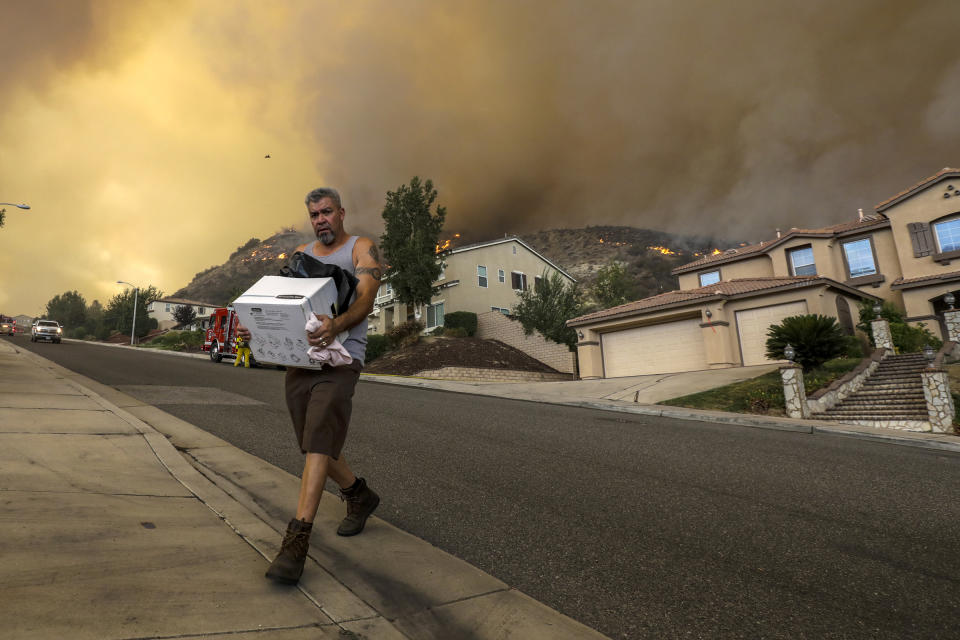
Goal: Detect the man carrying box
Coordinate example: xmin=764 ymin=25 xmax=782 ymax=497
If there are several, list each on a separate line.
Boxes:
xmin=237 ymin=187 xmax=383 ymax=585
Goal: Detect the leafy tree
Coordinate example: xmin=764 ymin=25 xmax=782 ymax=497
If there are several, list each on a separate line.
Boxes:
xmin=514 ymin=270 xmax=584 ymax=349
xmin=380 ymin=177 xmax=447 ymax=311
xmin=106 ymin=285 xmax=162 ymax=338
xmin=590 ymin=261 xmax=640 ymax=309
xmin=44 ymin=290 xmax=87 ymax=328
xmin=856 ymin=300 xmax=942 ymax=353
xmin=765 ymin=314 xmax=847 ymax=372
xmin=173 ymin=304 xmax=197 ymax=326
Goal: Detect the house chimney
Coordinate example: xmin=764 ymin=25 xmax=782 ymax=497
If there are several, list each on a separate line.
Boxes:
xmin=776 ymin=228 xmax=781 ymax=238
xmin=858 ymin=208 xmax=864 ymax=221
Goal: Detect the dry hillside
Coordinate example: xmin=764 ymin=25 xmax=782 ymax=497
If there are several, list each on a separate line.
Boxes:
xmin=173 ymin=225 xmax=736 ymax=306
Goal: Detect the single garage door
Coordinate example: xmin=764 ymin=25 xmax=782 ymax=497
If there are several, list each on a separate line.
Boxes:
xmin=601 ymin=318 xmax=708 ymax=377
xmin=735 ymin=301 xmax=808 ymax=366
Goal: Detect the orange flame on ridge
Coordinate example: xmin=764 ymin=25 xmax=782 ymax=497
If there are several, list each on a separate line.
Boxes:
xmin=648 ymin=245 xmax=678 ymax=255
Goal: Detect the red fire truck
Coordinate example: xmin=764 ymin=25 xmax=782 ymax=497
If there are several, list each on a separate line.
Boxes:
xmin=202 ymin=307 xmax=241 ymax=363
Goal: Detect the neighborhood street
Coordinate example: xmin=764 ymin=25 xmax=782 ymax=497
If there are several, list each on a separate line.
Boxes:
xmin=8 ymin=336 xmax=960 ymax=640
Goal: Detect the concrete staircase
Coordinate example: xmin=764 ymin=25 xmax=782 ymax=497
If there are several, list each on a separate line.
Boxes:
xmin=812 ymin=353 xmax=930 ymax=427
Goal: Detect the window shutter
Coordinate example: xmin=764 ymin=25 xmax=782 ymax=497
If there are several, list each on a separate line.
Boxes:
xmin=908 ymin=222 xmax=933 ymax=257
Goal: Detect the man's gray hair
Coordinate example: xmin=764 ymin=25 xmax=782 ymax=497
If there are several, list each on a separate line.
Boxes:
xmin=305 ymin=187 xmax=342 ymax=209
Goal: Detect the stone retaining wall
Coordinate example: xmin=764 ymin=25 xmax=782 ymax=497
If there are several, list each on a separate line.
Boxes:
xmin=476 ymin=311 xmax=576 ymax=374
xmin=415 ymin=366 xmax=573 ymax=383
xmin=806 ymin=348 xmax=886 ymax=415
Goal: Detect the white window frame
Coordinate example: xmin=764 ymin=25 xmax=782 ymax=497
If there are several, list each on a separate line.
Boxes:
xmin=511 ymin=271 xmax=528 ymax=291
xmin=842 ymin=237 xmax=877 ymax=277
xmin=934 ymin=217 xmax=960 ymax=253
xmin=478 ymin=265 xmax=488 ymax=288
xmin=698 ymin=270 xmax=721 ymax=287
xmin=788 ymin=246 xmax=817 ymax=276
xmin=426 ymin=300 xmax=445 ymax=329
xmin=437 ymin=264 xmax=446 ymax=281
xmin=498 ymin=268 xmax=505 ymax=283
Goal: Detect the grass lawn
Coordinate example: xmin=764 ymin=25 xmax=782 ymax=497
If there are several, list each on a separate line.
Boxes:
xmin=659 ymin=357 xmax=863 ymax=416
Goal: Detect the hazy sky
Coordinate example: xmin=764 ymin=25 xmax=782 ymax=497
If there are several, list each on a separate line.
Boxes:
xmin=3 ymin=0 xmax=960 ymax=315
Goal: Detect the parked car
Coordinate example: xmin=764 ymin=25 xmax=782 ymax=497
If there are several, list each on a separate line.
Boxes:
xmin=0 ymin=316 xmax=14 ymax=335
xmin=32 ymin=319 xmax=62 ymax=343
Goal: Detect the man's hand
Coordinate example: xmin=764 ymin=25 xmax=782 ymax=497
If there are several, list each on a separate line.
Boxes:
xmin=237 ymin=323 xmax=252 ymax=340
xmin=307 ymin=313 xmax=337 ymax=347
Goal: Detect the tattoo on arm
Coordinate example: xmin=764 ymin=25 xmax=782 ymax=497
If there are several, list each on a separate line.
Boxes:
xmin=368 ymin=244 xmax=381 ymax=264
xmin=356 ymin=266 xmax=382 ymax=281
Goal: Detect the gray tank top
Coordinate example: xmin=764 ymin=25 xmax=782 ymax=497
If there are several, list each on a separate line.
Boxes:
xmin=305 ymin=236 xmax=368 ymax=365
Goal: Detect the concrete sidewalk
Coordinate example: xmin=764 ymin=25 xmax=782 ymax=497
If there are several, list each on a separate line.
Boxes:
xmin=0 ymin=340 xmax=609 ymax=640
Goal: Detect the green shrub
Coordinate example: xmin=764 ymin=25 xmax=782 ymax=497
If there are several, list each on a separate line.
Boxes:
xmin=366 ymin=334 xmax=391 ymax=363
xmin=443 ymin=326 xmax=468 ymax=338
xmin=151 ymin=330 xmax=204 ymax=350
xmin=443 ymin=311 xmax=478 ymax=336
xmin=765 ymin=314 xmax=847 ymax=372
xmin=857 ymin=300 xmax=942 ymax=353
xmin=387 ymin=320 xmax=424 ymax=349
xmin=842 ymin=334 xmax=866 ymax=359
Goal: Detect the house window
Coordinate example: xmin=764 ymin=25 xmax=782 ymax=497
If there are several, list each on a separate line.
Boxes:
xmin=165 ymin=303 xmax=171 ymax=312
xmin=198 ymin=307 xmax=205 ymax=315
xmin=534 ymin=275 xmax=543 ymax=290
xmin=490 ymin=306 xmax=510 ymax=314
xmin=426 ymin=302 xmax=444 ymax=328
xmin=933 ymin=217 xmax=960 ymax=252
xmin=386 ymin=282 xmax=393 ymax=295
xmin=699 ymin=270 xmax=720 ymax=286
xmin=437 ymin=265 xmax=445 ymax=281
xmin=498 ymin=269 xmax=505 ymax=283
xmin=511 ymin=271 xmax=528 ymax=291
xmin=842 ymin=238 xmax=877 ymax=277
xmin=477 ymin=265 xmax=488 ymax=288
xmin=788 ymin=246 xmax=816 ymax=276
xmin=512 ymin=246 xmax=517 ymax=255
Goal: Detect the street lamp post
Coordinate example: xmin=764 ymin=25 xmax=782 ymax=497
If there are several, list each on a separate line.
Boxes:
xmin=116 ymin=281 xmax=138 ymax=345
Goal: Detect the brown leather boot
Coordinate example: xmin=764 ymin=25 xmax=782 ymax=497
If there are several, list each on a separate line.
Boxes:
xmin=337 ymin=477 xmax=380 ymax=536
xmin=265 ymin=518 xmax=312 ymax=584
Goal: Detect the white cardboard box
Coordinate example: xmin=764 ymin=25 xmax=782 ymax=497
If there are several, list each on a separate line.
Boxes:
xmin=232 ymin=276 xmax=345 ymax=368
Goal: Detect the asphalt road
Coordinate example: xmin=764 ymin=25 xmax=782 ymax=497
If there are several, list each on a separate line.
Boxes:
xmin=9 ymin=335 xmax=960 ymax=639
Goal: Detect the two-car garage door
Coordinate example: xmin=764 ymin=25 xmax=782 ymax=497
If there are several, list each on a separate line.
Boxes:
xmin=735 ymin=301 xmax=808 ymax=366
xmin=601 ymin=318 xmax=708 ymax=377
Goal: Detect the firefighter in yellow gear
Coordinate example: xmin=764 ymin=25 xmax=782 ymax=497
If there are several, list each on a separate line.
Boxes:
xmin=234 ymin=334 xmax=252 ymax=368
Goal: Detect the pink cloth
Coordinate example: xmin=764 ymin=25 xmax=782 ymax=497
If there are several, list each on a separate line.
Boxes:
xmin=305 ymin=316 xmax=353 ymax=366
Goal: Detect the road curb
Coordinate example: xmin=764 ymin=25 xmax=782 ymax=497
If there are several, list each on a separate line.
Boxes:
xmin=360 ymin=373 xmax=960 ymax=454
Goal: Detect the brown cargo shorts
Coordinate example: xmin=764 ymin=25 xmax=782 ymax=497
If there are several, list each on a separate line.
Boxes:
xmin=284 ymin=361 xmax=363 ymax=458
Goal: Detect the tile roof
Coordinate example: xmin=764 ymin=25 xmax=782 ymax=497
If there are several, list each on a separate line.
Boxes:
xmin=875 ymin=167 xmax=960 ymax=212
xmin=568 ymin=276 xmax=824 ymax=325
xmin=890 ymin=268 xmax=960 ymax=290
xmin=673 ymin=216 xmax=889 ymax=274
xmin=447 ymin=236 xmax=576 ymax=282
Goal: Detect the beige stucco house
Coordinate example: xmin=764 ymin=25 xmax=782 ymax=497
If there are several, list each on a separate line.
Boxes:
xmin=369 ymin=237 xmax=575 ymax=334
xmin=570 ymin=167 xmax=960 ymax=379
xmin=147 ymin=297 xmax=219 ymax=330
